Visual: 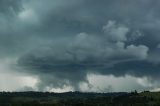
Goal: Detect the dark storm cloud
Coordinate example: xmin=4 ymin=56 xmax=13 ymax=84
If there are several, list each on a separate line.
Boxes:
xmin=0 ymin=0 xmax=22 ymax=15
xmin=0 ymin=0 xmax=26 ymax=57
xmin=1 ymin=0 xmax=160 ymax=90
xmin=17 ymin=0 xmax=160 ymax=90
xmin=18 ymin=21 xmax=149 ymax=90
xmin=29 ymin=0 xmax=160 ymax=36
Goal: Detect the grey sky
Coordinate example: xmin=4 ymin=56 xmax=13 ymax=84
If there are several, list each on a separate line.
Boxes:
xmin=0 ymin=0 xmax=160 ymax=92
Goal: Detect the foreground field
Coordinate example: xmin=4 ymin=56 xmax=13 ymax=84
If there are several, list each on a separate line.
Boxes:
xmin=0 ymin=91 xmax=159 ymax=106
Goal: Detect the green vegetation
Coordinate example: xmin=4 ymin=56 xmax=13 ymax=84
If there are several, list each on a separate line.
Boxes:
xmin=0 ymin=91 xmax=160 ymax=106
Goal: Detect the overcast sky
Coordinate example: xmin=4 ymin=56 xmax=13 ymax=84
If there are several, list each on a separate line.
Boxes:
xmin=0 ymin=0 xmax=160 ymax=92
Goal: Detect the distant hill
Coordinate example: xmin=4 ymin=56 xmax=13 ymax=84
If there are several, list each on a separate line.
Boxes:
xmin=0 ymin=91 xmax=159 ymax=106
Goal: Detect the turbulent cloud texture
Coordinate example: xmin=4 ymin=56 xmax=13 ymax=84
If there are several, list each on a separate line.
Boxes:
xmin=1 ymin=0 xmax=160 ymax=91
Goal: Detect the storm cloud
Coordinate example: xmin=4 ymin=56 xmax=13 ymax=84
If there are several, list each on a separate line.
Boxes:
xmin=1 ymin=0 xmax=160 ymax=91
xmin=17 ymin=20 xmax=150 ymax=90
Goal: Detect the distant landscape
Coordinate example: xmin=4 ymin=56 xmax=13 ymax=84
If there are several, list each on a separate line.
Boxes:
xmin=0 ymin=91 xmax=160 ymax=106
